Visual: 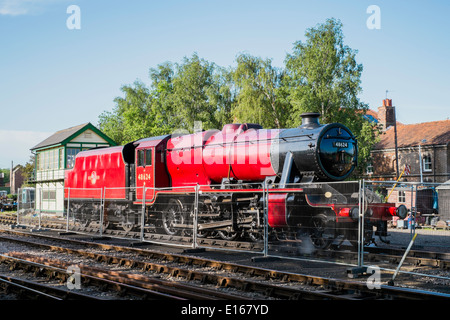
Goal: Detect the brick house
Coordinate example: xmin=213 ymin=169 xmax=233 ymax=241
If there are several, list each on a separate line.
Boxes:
xmin=10 ymin=165 xmax=24 ymax=194
xmin=364 ymin=99 xmax=449 ymax=219
xmin=367 ymin=99 xmax=450 ymax=184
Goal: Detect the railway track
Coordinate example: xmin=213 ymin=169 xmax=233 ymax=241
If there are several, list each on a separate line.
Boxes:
xmin=0 ymin=274 xmax=102 ymax=300
xmin=0 ymin=229 xmax=448 ymax=300
xmin=4 ymin=214 xmax=450 ymax=272
xmin=1 ymin=253 xmax=244 ymax=300
xmin=364 ymin=246 xmax=450 ymax=269
xmin=0 ymin=233 xmax=355 ymax=300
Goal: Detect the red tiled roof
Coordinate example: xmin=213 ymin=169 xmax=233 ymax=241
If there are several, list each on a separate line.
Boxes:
xmin=366 ymin=109 xmax=378 ymax=118
xmin=373 ymin=119 xmax=450 ymax=150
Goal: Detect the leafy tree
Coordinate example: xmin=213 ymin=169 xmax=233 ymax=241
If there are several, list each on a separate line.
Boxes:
xmin=285 ymin=18 xmax=363 ymax=123
xmin=284 ymin=18 xmax=380 ymax=172
xmin=21 ymin=155 xmax=35 ymax=187
xmin=148 ymin=61 xmax=178 ymax=135
xmin=171 ymin=53 xmax=225 ymax=130
xmin=98 ymin=80 xmax=153 ymax=145
xmin=98 ymin=109 xmax=126 ymax=145
xmin=97 ymin=19 xmax=380 ymax=175
xmin=206 ymin=65 xmax=235 ymax=128
xmin=232 ymin=53 xmax=288 ymax=128
xmin=0 ymin=169 xmax=10 ymax=185
xmin=99 ymin=54 xmax=235 ymax=143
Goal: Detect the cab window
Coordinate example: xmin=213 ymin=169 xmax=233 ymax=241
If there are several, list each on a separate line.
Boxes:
xmin=137 ymin=149 xmax=152 ymax=167
xmin=137 ymin=150 xmax=145 ymax=167
xmin=145 ymin=149 xmax=152 ymax=166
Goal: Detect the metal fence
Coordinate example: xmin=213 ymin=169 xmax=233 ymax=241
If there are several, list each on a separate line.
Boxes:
xmin=364 ymin=180 xmax=449 ymax=238
xmin=14 ymin=180 xmax=450 ymax=283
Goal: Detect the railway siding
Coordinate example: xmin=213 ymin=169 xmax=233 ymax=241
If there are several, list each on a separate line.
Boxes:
xmin=0 ymin=228 xmax=448 ymax=300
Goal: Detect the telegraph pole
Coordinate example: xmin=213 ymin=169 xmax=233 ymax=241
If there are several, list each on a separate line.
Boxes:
xmin=393 ymin=107 xmax=399 ymax=179
xmin=10 ymin=161 xmax=13 ymax=194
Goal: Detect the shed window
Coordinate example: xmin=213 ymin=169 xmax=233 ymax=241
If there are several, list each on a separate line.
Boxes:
xmin=43 ymin=190 xmax=56 ymax=200
xmin=66 ymin=148 xmax=81 ymax=169
xmin=398 ymin=190 xmax=406 ymax=203
xmin=423 ymin=155 xmax=432 ymax=172
xmin=37 ymin=148 xmax=64 ymax=170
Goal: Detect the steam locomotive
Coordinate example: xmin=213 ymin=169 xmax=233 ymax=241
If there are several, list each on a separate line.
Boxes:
xmin=65 ymin=113 xmax=407 ymax=248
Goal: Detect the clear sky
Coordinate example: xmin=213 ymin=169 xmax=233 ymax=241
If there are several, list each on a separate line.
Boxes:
xmin=1 ymin=0 xmax=449 ymax=168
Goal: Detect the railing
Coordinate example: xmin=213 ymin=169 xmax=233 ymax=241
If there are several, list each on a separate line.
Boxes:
xmin=14 ymin=180 xmax=450 ymax=287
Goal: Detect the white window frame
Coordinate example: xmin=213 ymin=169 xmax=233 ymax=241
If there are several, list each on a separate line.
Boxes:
xmin=423 ymin=155 xmax=432 ymax=172
xmin=398 ymin=190 xmax=406 ymax=203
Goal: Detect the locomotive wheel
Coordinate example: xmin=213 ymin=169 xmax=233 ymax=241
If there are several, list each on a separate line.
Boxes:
xmin=345 ymin=225 xmax=373 ymax=250
xmin=195 ymin=200 xmax=214 ymax=238
xmin=101 ymin=221 xmax=110 ymax=232
xmin=196 ymin=229 xmax=210 ymax=238
xmin=122 ymin=222 xmax=134 ymax=232
xmin=161 ymin=199 xmax=185 ymax=236
xmin=248 ymin=230 xmax=263 ymax=242
xmin=310 ymin=214 xmax=334 ymax=249
xmin=217 ymin=230 xmax=239 ymax=241
xmin=75 ymin=219 xmax=91 ymax=228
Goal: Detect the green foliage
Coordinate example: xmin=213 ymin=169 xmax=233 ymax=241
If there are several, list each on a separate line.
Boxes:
xmin=0 ymin=169 xmax=9 ymax=183
xmin=171 ymin=53 xmax=231 ymax=131
xmin=284 ymin=18 xmax=380 ymax=171
xmin=98 ymin=18 xmax=380 ymax=176
xmin=232 ymin=54 xmax=288 ymax=128
xmin=98 ymin=54 xmax=234 ymax=144
xmin=285 ymin=18 xmax=364 ymax=124
xmin=22 ymin=155 xmax=35 ymax=187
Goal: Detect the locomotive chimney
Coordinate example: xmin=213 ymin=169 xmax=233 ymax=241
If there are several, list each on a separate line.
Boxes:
xmin=300 ymin=112 xmax=321 ymax=128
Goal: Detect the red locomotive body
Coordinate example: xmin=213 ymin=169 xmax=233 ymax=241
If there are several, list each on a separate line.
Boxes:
xmin=65 ymin=146 xmax=127 ymax=200
xmin=134 ymin=136 xmax=171 ymax=203
xmin=64 ymin=113 xmax=406 ymax=248
xmin=165 ymin=124 xmax=278 ymax=187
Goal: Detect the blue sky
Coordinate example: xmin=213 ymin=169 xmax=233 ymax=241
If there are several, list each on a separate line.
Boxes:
xmin=1 ymin=0 xmax=449 ymax=168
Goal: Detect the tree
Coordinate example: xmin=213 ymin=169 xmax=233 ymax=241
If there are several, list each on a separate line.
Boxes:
xmin=284 ymin=18 xmax=380 ymax=173
xmin=98 ymin=80 xmax=154 ymax=145
xmin=0 ymin=169 xmax=10 ymax=186
xmin=98 ymin=62 xmax=180 ymax=144
xmin=171 ymin=53 xmax=225 ymax=130
xmin=21 ymin=155 xmax=35 ymax=187
xmin=148 ymin=61 xmax=178 ymax=135
xmin=206 ymin=66 xmax=235 ymax=128
xmin=98 ymin=54 xmax=234 ymax=143
xmin=97 ymin=19 xmax=379 ymax=175
xmin=232 ymin=53 xmax=288 ymax=128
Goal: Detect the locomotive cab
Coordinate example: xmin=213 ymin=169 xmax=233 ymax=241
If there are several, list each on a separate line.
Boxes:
xmin=133 ymin=135 xmax=171 ymax=202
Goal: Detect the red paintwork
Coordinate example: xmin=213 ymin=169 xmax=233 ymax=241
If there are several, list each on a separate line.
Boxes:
xmin=268 ymin=193 xmax=289 ymax=227
xmin=134 ymin=138 xmax=170 ymax=202
xmin=166 ymin=125 xmax=279 ymax=187
xmin=65 ymin=146 xmax=127 ymax=199
xmin=214 ymin=127 xmax=279 ymax=181
xmin=369 ymin=203 xmax=398 ymax=221
xmin=65 ymin=124 xmax=284 ymax=201
xmin=63 ymin=123 xmax=401 ymax=227
xmin=337 ymin=207 xmax=351 ymax=219
xmin=166 ymin=130 xmax=215 ymax=187
xmin=305 ymin=194 xmax=399 ymax=222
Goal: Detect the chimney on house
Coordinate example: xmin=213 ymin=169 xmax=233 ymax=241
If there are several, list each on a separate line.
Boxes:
xmin=378 ymin=99 xmax=395 ymax=130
